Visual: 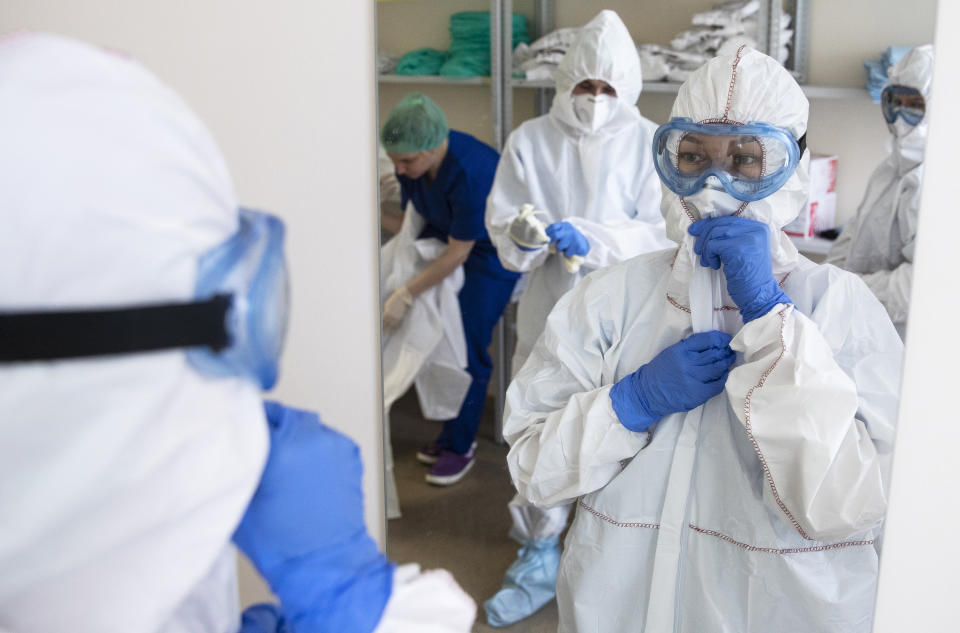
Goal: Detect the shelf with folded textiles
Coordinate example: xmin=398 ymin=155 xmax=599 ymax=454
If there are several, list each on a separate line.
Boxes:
xmin=788 ymin=234 xmax=835 ymax=256
xmin=510 ymin=77 xmax=686 ymax=93
xmin=510 ymin=77 xmax=871 ymax=100
xmin=798 ymin=85 xmax=872 ymax=100
xmin=377 ymin=74 xmax=490 ymax=86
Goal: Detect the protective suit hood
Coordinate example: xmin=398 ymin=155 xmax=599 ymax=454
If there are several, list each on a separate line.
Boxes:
xmin=550 ymin=10 xmax=643 ymax=136
xmin=663 ymin=46 xmax=810 ymax=274
xmin=0 ymin=33 xmax=267 ymax=632
xmin=886 ymin=44 xmax=934 ymax=171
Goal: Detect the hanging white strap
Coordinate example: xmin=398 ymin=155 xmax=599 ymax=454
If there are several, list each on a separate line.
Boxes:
xmin=642 ymin=406 xmax=702 ymax=633
xmin=644 ymin=258 xmax=721 ymax=632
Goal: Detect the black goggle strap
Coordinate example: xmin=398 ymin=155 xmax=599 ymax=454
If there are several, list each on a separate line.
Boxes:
xmin=0 ymin=294 xmax=231 ymax=363
xmin=797 ymin=133 xmax=807 ymax=157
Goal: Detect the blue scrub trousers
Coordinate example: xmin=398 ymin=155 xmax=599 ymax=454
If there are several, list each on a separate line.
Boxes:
xmin=436 ymin=268 xmax=518 ymax=455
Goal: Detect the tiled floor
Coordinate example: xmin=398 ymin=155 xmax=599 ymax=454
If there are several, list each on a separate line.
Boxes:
xmin=388 ymin=390 xmax=559 ymax=633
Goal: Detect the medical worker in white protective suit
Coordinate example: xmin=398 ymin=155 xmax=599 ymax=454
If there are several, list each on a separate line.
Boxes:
xmin=0 ymin=33 xmax=474 ymax=633
xmin=826 ymin=44 xmax=933 ymax=339
xmin=483 ymin=10 xmax=673 ymax=626
xmin=505 ymin=45 xmax=903 ymax=633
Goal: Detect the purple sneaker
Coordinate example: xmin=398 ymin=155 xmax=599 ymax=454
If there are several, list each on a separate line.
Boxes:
xmin=416 ymin=442 xmax=444 ymax=465
xmin=425 ymin=445 xmax=476 ymax=486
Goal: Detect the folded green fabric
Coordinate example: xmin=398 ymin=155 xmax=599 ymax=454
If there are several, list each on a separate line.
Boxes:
xmin=395 ymin=48 xmax=449 ymax=76
xmin=440 ymin=12 xmax=530 ymax=77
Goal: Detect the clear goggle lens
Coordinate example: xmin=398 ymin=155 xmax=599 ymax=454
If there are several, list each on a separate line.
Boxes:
xmin=653 ymin=118 xmax=802 ymax=202
xmin=881 ymin=85 xmax=925 ymax=126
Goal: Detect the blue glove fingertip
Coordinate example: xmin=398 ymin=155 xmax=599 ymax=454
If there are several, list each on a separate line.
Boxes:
xmin=263 ymin=400 xmax=288 ymax=429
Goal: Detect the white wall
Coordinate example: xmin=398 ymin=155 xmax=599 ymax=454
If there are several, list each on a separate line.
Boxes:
xmin=0 ymin=0 xmax=382 ymax=606
xmin=873 ymin=1 xmax=959 ymax=630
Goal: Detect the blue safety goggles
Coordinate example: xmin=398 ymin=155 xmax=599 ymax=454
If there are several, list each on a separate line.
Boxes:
xmin=881 ymin=85 xmax=925 ymax=126
xmin=0 ymin=208 xmax=290 ymax=390
xmin=652 ymin=118 xmax=805 ymax=202
xmin=186 ymin=208 xmax=289 ymax=389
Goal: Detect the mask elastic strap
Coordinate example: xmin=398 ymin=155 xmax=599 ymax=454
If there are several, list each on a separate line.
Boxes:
xmin=0 ymin=295 xmax=230 ymax=362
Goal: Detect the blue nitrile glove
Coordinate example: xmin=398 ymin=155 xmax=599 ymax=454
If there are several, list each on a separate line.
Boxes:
xmin=239 ymin=604 xmax=292 ymax=633
xmin=233 ymin=401 xmax=394 ymax=633
xmin=545 ymin=221 xmax=590 ymax=257
xmin=610 ymin=331 xmax=735 ymax=432
xmin=688 ymin=216 xmax=791 ymax=323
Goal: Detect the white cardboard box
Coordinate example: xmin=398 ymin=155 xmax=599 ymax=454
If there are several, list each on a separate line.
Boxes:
xmin=785 ymin=154 xmax=838 ymax=238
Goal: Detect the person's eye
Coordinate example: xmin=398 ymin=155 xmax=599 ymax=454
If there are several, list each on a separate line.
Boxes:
xmin=733 ymin=154 xmax=759 ymax=166
xmin=679 ymin=152 xmax=705 ymax=164
xmin=603 ymin=87 xmax=616 ymax=96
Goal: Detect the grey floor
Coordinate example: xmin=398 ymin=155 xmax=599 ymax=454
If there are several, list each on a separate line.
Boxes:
xmin=388 ymin=389 xmax=559 ymax=633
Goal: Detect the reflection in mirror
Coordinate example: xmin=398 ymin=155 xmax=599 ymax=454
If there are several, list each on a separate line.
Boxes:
xmin=825 ymin=44 xmax=933 ymax=341
xmin=377 ymin=2 xmax=935 ymax=631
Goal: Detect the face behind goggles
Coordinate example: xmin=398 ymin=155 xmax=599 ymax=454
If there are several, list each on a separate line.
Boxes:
xmin=881 ymin=85 xmax=926 ymax=127
xmin=0 ymin=208 xmax=289 ymax=390
xmin=653 ymin=117 xmax=805 ymax=202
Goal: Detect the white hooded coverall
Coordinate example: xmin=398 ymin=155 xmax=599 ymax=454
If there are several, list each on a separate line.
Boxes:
xmin=0 ymin=33 xmax=475 ymax=633
xmin=486 ymin=10 xmax=673 ymax=542
xmin=505 ymin=47 xmax=903 ymax=633
xmin=486 ymin=9 xmax=672 ymax=374
xmin=826 ymin=44 xmax=934 ymax=338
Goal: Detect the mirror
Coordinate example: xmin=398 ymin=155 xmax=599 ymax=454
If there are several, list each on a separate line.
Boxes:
xmin=376 ymin=1 xmax=936 ymax=630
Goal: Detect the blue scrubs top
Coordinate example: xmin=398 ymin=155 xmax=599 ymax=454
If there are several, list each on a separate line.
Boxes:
xmin=399 ymin=130 xmax=519 ymax=280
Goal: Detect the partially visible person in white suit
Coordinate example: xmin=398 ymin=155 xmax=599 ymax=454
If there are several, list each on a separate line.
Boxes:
xmin=504 ymin=46 xmax=902 ymax=633
xmin=483 ymin=10 xmax=673 ymax=627
xmin=826 ymin=44 xmax=934 ymax=339
xmin=0 ymin=32 xmax=475 ymax=633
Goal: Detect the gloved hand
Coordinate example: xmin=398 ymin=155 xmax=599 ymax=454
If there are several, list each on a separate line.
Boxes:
xmin=610 ymin=331 xmax=735 ymax=432
xmin=508 ymin=212 xmax=550 ymax=252
xmin=234 ymin=401 xmax=394 ymax=633
xmin=688 ymin=216 xmax=791 ymax=323
xmin=545 ymin=221 xmax=590 ymax=258
xmin=239 ymin=604 xmax=291 ymax=633
xmin=382 ymin=285 xmax=413 ymax=332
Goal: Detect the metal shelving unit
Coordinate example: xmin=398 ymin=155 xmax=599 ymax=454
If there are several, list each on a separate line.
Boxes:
xmin=378 ymin=75 xmax=489 ymax=86
xmin=382 ymin=75 xmax=870 ymax=101
xmin=789 ymin=235 xmax=835 ymax=256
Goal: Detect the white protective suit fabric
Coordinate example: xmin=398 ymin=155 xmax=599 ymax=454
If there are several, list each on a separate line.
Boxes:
xmin=486 ymin=9 xmax=673 ymax=373
xmin=826 ymin=44 xmax=933 ymax=336
xmin=373 ymin=564 xmax=477 ymax=633
xmin=381 ymin=207 xmax=471 ymax=420
xmin=505 ymin=47 xmax=903 ymax=633
xmin=380 ymin=207 xmax=470 ymax=519
xmin=0 ymin=33 xmax=268 ymax=633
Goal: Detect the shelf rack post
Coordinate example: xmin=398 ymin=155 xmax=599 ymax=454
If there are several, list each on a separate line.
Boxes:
xmin=491 ymin=0 xmax=504 ymax=150
xmin=490 ymin=0 xmax=509 ymax=445
xmin=534 ymin=0 xmax=555 ymax=116
xmin=791 ymin=0 xmax=811 ymax=83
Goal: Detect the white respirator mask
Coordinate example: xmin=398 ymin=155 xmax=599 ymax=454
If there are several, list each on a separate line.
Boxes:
xmin=573 ymin=93 xmax=616 ymax=133
xmin=681 ymin=180 xmax=744 ymax=220
xmin=889 ymin=119 xmax=927 ymax=166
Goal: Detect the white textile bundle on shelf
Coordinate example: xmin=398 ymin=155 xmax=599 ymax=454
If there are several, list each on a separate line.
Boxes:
xmin=640 ymin=0 xmax=792 ymax=84
xmin=691 ymin=0 xmax=761 ymax=27
xmin=638 ymin=44 xmax=710 ymax=82
xmin=512 ymin=27 xmax=581 ymax=81
xmin=378 ymin=49 xmax=399 ymax=75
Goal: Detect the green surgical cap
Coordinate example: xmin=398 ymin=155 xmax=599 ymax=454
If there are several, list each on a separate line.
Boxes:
xmin=380 ymin=92 xmax=449 ymax=154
